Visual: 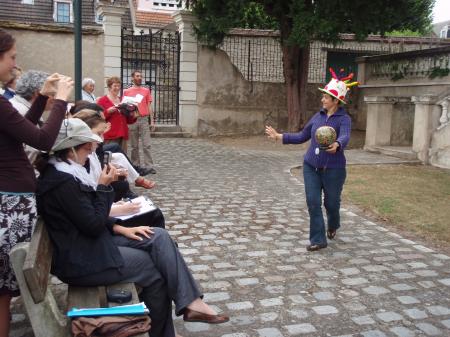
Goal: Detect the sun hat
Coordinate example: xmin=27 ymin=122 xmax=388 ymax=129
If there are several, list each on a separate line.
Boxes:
xmin=52 ymin=118 xmax=102 ymax=152
xmin=318 ymin=68 xmax=359 ymax=104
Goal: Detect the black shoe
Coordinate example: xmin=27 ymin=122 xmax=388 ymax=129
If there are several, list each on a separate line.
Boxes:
xmin=124 ymin=190 xmax=139 ymax=200
xmin=148 ymin=167 xmax=156 ymax=174
xmin=306 ymin=243 xmax=328 ymax=252
xmin=327 ymin=229 xmax=337 ymax=240
xmin=136 ymin=166 xmax=152 ymax=176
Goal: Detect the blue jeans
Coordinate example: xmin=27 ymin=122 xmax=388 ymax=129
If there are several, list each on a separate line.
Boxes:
xmin=303 ymin=162 xmax=346 ymax=245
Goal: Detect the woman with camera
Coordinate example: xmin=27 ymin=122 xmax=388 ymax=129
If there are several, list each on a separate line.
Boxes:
xmin=71 ymin=108 xmax=160 ymax=226
xmin=0 ymin=29 xmax=73 ymax=336
xmin=97 ymin=76 xmax=136 ymax=152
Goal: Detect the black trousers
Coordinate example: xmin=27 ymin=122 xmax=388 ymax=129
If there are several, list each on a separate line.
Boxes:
xmin=63 ymin=228 xmax=202 ymax=337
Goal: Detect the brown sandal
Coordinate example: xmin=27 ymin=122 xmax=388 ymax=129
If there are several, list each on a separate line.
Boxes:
xmin=134 ymin=177 xmax=156 ymax=189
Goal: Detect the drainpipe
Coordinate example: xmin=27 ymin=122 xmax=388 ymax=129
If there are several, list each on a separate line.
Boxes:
xmin=74 ymin=0 xmax=82 ymax=101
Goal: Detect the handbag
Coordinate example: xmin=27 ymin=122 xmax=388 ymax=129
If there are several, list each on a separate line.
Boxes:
xmin=72 ymin=315 xmax=151 ymax=337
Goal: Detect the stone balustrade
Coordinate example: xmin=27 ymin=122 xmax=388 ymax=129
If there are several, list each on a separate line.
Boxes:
xmin=357 ymin=46 xmax=450 ymax=85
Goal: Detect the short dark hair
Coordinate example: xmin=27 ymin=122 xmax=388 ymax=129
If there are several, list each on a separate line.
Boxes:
xmin=71 ymin=100 xmax=104 ymax=115
xmin=131 ymin=70 xmax=142 ymax=77
xmin=0 ymin=29 xmax=15 ymax=58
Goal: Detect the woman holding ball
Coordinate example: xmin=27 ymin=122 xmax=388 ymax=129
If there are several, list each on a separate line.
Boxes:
xmin=266 ymin=69 xmax=357 ymax=251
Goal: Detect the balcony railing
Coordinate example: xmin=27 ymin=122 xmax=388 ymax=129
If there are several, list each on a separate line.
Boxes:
xmin=358 ymin=46 xmax=450 ymax=82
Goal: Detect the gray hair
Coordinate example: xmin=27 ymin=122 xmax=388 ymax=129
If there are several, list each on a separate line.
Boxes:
xmin=82 ymin=77 xmax=95 ymax=88
xmin=16 ymin=70 xmax=49 ymax=101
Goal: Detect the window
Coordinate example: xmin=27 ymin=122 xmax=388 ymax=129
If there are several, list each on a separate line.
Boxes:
xmin=21 ymin=0 xmax=34 ymax=4
xmin=152 ymin=0 xmax=183 ymax=11
xmin=53 ymin=1 xmax=72 ymax=24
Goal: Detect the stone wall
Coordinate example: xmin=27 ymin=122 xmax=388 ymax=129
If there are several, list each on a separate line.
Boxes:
xmin=6 ymin=26 xmax=104 ymax=100
xmin=197 ymin=46 xmax=287 ymax=136
xmin=196 ymin=46 xmax=365 ymax=136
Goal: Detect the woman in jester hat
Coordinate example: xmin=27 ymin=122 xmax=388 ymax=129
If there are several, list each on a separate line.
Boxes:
xmin=266 ymin=68 xmax=359 ymax=251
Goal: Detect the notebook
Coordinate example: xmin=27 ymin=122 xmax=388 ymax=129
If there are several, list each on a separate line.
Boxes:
xmin=67 ymin=302 xmax=149 ymax=317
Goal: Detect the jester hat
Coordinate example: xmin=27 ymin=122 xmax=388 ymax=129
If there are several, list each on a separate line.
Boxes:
xmin=318 ymin=68 xmax=359 ymax=104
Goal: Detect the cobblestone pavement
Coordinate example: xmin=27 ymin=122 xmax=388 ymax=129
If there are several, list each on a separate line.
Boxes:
xmin=10 ymin=138 xmax=450 ymax=337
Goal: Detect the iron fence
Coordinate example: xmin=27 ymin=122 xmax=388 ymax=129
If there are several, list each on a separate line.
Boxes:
xmin=121 ymin=28 xmax=180 ymax=124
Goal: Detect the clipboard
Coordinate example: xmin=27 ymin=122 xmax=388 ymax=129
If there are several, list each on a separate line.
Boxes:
xmin=115 ymin=196 xmax=158 ymax=221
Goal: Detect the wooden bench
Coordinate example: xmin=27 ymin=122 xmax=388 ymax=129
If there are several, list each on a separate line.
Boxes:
xmin=10 ymin=218 xmax=148 ymax=337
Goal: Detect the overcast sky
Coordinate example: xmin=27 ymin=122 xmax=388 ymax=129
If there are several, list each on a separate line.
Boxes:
xmin=433 ymin=0 xmax=450 ymax=23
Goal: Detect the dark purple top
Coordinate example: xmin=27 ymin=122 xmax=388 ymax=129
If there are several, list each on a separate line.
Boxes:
xmin=0 ymin=94 xmax=67 ymax=193
xmin=282 ymin=107 xmax=351 ymax=168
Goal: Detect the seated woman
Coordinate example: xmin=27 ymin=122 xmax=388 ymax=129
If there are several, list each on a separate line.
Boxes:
xmin=71 ymin=101 xmax=153 ymax=177
xmin=35 ymin=118 xmax=229 ymax=337
xmin=71 ymin=109 xmax=162 ymax=227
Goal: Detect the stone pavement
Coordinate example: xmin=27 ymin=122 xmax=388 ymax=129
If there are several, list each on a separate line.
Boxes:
xmin=10 ymin=138 xmax=450 ymax=337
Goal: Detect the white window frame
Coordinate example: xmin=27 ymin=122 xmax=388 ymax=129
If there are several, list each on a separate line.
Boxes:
xmin=53 ymin=0 xmax=73 ymax=24
xmin=21 ymin=0 xmax=34 ymax=4
xmin=150 ymin=0 xmax=184 ymax=12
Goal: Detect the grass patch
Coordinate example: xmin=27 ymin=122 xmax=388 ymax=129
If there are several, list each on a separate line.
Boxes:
xmin=343 ymin=164 xmax=450 ymax=245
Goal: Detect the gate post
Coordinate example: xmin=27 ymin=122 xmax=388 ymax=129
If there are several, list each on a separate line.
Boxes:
xmin=96 ymin=3 xmax=127 ymax=94
xmin=172 ymin=10 xmax=198 ymax=135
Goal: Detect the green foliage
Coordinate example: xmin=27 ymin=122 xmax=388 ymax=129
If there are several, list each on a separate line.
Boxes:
xmin=238 ymin=2 xmax=278 ymax=30
xmin=386 ymin=29 xmax=428 ymax=37
xmin=189 ymin=0 xmax=435 ymax=47
xmin=429 ymin=66 xmax=450 ymax=79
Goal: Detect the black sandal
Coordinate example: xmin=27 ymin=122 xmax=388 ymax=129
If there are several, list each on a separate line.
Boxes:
xmin=306 ymin=244 xmax=328 ymax=252
xmin=327 ymin=229 xmax=337 ymax=240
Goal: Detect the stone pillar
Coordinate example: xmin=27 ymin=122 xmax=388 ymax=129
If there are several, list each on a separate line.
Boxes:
xmin=364 ymin=96 xmax=395 ymax=149
xmin=96 ymin=4 xmax=127 ymax=94
xmin=411 ymin=95 xmax=438 ymax=164
xmin=172 ymin=10 xmax=198 ymax=134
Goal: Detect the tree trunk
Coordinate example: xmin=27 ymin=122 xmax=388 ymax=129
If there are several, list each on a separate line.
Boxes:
xmin=282 ymin=44 xmax=310 ymax=132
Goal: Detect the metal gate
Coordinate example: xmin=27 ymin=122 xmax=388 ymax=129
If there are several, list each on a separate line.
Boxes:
xmin=121 ymin=28 xmax=180 ymax=125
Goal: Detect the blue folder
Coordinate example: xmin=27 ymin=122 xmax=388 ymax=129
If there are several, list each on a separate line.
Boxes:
xmin=67 ymin=302 xmax=149 ymax=317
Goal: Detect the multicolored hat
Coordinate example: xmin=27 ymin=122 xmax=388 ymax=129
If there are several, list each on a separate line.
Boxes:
xmin=318 ymin=68 xmax=359 ymax=104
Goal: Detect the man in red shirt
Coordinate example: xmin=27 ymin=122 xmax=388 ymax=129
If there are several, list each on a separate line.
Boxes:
xmin=123 ymin=71 xmax=156 ymax=174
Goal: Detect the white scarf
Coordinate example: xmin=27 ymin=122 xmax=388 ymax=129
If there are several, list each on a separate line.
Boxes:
xmin=49 ymin=157 xmax=98 ymax=190
xmin=88 ymin=153 xmax=103 ymax=183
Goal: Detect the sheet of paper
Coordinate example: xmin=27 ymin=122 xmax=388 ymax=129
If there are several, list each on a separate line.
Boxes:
xmin=116 ymin=196 xmax=157 ymax=221
xmin=122 ymin=94 xmax=143 ymax=104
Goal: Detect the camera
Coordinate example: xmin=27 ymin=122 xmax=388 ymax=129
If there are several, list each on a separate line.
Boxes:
xmin=103 ymin=151 xmax=112 ymax=167
xmin=116 ymin=102 xmax=138 ymax=118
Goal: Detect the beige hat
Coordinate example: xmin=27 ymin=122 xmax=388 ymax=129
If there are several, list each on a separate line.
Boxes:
xmin=52 ymin=118 xmax=102 ymax=152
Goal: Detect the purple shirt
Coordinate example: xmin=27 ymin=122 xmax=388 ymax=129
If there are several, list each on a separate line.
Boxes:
xmin=282 ymin=107 xmax=351 ymax=168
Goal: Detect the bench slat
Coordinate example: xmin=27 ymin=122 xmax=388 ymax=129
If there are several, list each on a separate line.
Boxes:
xmin=23 ymin=218 xmax=52 ymax=303
xmin=67 ymin=286 xmax=102 ymax=310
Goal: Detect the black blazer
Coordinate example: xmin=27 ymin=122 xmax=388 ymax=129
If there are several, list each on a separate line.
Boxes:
xmin=36 ymin=164 xmax=124 ymax=279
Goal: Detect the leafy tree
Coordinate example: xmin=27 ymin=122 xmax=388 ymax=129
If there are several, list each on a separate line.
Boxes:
xmin=187 ymin=0 xmax=434 ymax=131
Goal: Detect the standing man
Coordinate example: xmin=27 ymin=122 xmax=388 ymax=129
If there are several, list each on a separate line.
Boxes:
xmin=123 ymin=70 xmax=156 ymax=174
